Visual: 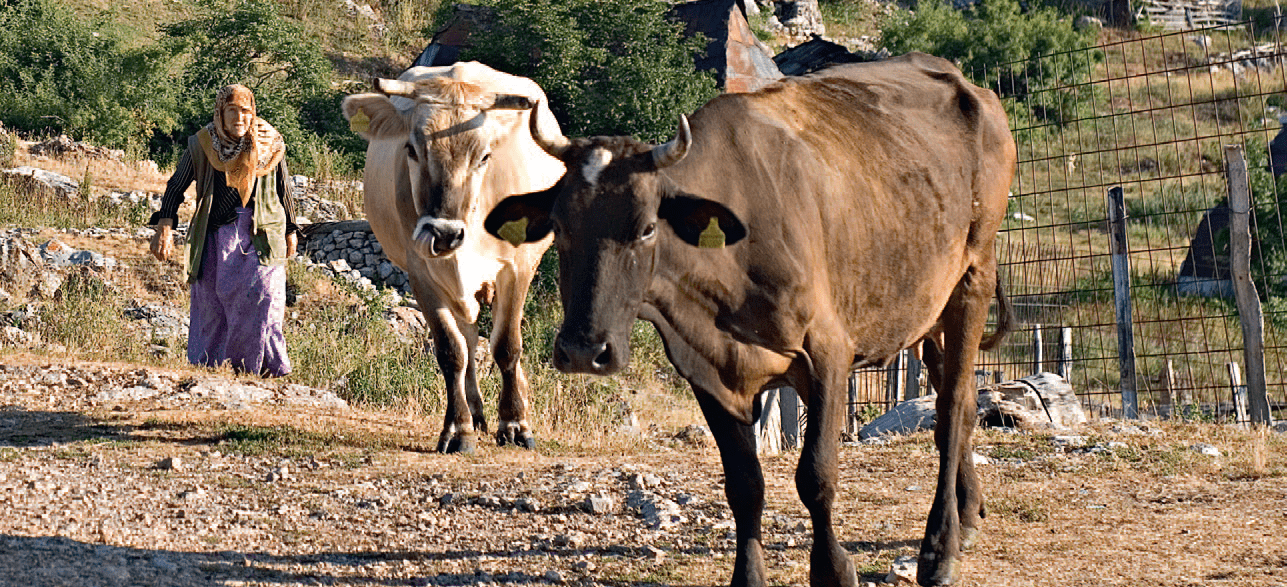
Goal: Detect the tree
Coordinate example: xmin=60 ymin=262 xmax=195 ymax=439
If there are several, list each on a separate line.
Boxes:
xmin=158 ymin=0 xmax=361 ymax=173
xmin=443 ymin=0 xmax=719 ymax=143
xmin=0 ymin=0 xmax=179 ymax=152
xmin=881 ymin=0 xmax=1099 ymax=126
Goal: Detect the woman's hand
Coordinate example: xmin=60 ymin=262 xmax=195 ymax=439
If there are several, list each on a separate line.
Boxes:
xmin=150 ymin=218 xmax=174 ymax=262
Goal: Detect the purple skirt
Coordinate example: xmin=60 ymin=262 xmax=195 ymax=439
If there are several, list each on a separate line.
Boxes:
xmin=187 ymin=207 xmax=291 ymax=377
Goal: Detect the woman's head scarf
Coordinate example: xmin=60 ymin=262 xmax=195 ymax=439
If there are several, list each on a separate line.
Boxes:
xmin=204 ymin=84 xmax=285 ymax=205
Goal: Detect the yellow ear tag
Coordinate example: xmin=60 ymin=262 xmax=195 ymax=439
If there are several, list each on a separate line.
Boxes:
xmin=698 ymin=217 xmax=725 ymax=249
xmin=498 ymin=217 xmax=529 ymax=246
xmin=349 ymin=108 xmax=369 ymax=133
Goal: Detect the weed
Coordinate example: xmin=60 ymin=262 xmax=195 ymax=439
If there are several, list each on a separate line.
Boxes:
xmin=0 ymin=448 xmax=18 ymax=462
xmin=991 ymin=495 xmax=1051 ymax=523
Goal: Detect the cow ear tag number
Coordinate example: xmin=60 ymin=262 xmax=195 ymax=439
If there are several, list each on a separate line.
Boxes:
xmin=498 ymin=217 xmax=529 ymax=246
xmin=349 ymin=108 xmax=370 ymax=133
xmin=698 ymin=218 xmax=725 ymax=249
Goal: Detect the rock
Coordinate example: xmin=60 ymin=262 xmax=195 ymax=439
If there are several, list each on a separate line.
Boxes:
xmin=641 ymin=497 xmax=683 ymax=529
xmin=0 ymin=326 xmax=38 ymax=347
xmin=886 ymin=555 xmax=917 ymax=584
xmin=543 ymin=569 xmax=565 ymax=584
xmin=2 ymin=166 xmax=79 ymax=198
xmin=859 ymin=394 xmax=936 ymax=439
xmin=861 ymin=373 xmax=1086 ymax=439
xmin=674 ymin=424 xmax=714 ymax=447
xmin=29 ymin=271 xmax=63 ymax=299
xmin=156 ymin=457 xmax=182 ymax=472
xmin=1075 ymin=15 xmax=1104 ymax=30
xmin=1191 ymin=443 xmax=1221 ymax=457
xmin=515 ymin=497 xmax=540 ymax=513
xmin=642 ymin=545 xmax=666 ymax=562
xmin=584 ymin=494 xmax=614 ymax=515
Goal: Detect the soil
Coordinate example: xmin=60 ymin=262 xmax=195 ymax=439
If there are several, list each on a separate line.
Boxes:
xmin=1 ymin=350 xmax=1285 ymax=587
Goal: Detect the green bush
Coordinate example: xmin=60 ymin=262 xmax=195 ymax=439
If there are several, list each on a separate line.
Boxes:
xmin=0 ymin=0 xmax=180 ymax=151
xmin=157 ymin=0 xmax=362 ymax=175
xmin=881 ymin=0 xmax=1099 ymax=126
xmin=444 ymin=0 xmax=720 ymax=142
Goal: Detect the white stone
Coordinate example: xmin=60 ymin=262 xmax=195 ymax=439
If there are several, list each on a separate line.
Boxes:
xmin=1192 ymin=443 xmax=1221 ymax=457
xmin=886 ymin=555 xmax=918 ymax=584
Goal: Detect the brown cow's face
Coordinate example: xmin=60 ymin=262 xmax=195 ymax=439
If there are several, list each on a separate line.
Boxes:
xmin=547 ymin=139 xmax=663 ymax=374
xmin=485 ymin=124 xmax=746 ymax=376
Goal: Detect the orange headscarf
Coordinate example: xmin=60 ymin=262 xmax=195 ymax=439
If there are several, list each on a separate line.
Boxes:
xmin=200 ymin=85 xmax=285 ymax=206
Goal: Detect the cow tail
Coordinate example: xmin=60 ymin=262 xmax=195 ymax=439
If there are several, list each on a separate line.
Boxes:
xmin=978 ymin=278 xmax=1013 ymax=352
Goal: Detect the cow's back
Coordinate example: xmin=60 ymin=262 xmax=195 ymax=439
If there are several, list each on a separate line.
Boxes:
xmin=662 ymin=52 xmax=1015 ymax=365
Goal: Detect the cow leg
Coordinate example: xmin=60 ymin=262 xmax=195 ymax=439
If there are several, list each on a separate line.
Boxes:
xmin=693 ymin=389 xmax=766 ymax=587
xmin=918 ymin=267 xmax=992 ymax=586
xmin=796 ymin=344 xmax=858 ymax=587
xmin=491 ymin=267 xmax=535 ymax=449
xmin=459 ymin=316 xmax=488 ymax=435
xmin=408 ymin=276 xmax=479 ymax=454
xmin=921 ymin=338 xmax=984 ymax=551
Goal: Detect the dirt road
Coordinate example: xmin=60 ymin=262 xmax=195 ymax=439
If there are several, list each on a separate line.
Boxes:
xmin=1 ymin=356 xmax=1285 ymax=587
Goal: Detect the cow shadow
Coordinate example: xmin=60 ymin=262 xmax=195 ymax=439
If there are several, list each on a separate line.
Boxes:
xmin=0 ymin=406 xmax=140 ymax=447
xmin=0 ymin=533 xmax=923 ymax=587
xmin=0 ymin=535 xmax=720 ymax=586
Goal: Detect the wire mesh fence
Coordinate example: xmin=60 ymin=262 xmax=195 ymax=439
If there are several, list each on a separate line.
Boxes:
xmin=844 ymin=23 xmax=1287 ymax=429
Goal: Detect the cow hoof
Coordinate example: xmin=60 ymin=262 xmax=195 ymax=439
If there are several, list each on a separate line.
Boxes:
xmin=438 ymin=434 xmax=478 ymax=454
xmin=916 ymin=553 xmax=960 ymax=586
xmin=496 ymin=423 xmax=536 ymax=450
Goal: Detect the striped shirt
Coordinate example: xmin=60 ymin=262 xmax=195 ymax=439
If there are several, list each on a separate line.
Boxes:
xmin=149 ymin=147 xmax=299 ymax=234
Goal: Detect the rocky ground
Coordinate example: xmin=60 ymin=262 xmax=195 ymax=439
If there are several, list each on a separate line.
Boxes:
xmin=2 ymin=353 xmax=1286 ymax=587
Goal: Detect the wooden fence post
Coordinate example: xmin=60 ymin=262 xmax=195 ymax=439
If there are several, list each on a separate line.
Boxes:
xmin=885 ymin=350 xmax=906 ymax=408
xmin=847 ymin=371 xmax=860 ymax=436
xmin=1031 ymin=323 xmax=1044 ymax=376
xmin=1224 ymin=145 xmax=1273 ymax=426
xmin=780 ymin=387 xmax=801 ymax=449
xmin=1058 ymin=326 xmax=1073 ymax=381
xmin=1227 ymin=362 xmax=1249 ymax=427
xmin=905 ymin=352 xmax=923 ymax=399
xmin=1107 ymin=186 xmax=1139 ymax=419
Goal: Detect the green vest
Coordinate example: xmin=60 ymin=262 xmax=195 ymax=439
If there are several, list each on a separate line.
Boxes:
xmin=183 ymin=131 xmax=289 ymax=283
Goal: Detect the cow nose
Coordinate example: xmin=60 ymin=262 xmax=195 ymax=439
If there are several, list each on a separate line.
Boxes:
xmin=553 ymin=337 xmax=616 ymax=375
xmin=431 ymin=224 xmax=465 ymax=255
xmin=415 ymin=218 xmax=467 ymax=257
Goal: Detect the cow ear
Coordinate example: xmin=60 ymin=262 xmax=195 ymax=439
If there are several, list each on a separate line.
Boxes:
xmin=485 ymin=183 xmax=559 ymax=246
xmin=658 ymin=193 xmax=747 ymax=249
xmin=341 ymin=93 xmax=408 ymax=141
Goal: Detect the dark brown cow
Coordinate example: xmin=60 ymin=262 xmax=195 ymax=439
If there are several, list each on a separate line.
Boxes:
xmin=486 ymin=52 xmax=1016 ymax=586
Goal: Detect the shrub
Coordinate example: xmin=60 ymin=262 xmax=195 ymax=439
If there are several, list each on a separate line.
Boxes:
xmin=881 ymin=0 xmax=1099 ymax=126
xmin=443 ymin=0 xmax=720 ymax=142
xmin=0 ymin=0 xmax=180 ymax=151
xmin=158 ymin=0 xmax=361 ymax=175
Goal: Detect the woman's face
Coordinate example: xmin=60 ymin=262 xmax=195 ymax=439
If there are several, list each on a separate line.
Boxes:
xmin=221 ymin=102 xmax=254 ymax=139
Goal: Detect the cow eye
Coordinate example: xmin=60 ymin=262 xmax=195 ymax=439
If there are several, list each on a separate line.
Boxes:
xmin=405 ymin=142 xmax=418 ymax=161
xmin=639 ymin=223 xmax=657 ymax=241
xmin=479 ymin=152 xmax=492 ymax=166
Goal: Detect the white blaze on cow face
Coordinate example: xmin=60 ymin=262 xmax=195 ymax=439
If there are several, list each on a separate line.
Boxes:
xmin=581 ymin=148 xmax=614 ymax=186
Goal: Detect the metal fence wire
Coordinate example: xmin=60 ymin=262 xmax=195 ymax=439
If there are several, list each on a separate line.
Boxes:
xmin=845 ymin=23 xmax=1287 ymax=427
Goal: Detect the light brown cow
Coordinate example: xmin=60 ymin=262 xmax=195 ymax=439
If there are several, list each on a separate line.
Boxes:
xmin=341 ymin=62 xmax=563 ymax=453
xmin=486 ymin=52 xmax=1016 ymax=585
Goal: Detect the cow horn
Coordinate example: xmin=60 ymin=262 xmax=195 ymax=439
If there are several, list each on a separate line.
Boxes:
xmin=373 ymin=78 xmax=417 ymax=98
xmin=529 ymin=101 xmax=569 ymax=158
xmin=651 ymin=115 xmax=691 ymax=169
xmin=488 ymin=94 xmax=537 ymax=110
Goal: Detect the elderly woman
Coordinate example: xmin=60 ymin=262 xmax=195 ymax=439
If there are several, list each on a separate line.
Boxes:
xmin=149 ymin=84 xmax=298 ymax=377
